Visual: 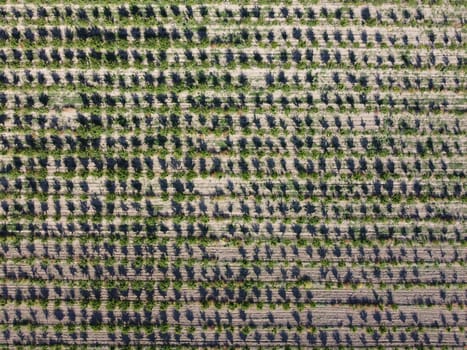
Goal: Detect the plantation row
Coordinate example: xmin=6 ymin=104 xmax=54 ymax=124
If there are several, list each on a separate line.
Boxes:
xmin=1 ymin=220 xmax=463 ymax=242
xmin=0 ymin=193 xmax=463 ymax=221
xmin=0 ymin=25 xmax=462 ymax=49
xmin=0 ymin=47 xmax=463 ymax=70
xmin=0 ymin=194 xmax=464 ymax=219
xmin=0 ymin=239 xmax=464 ymax=264
xmin=2 ymin=154 xmax=464 ymax=180
xmin=0 ymin=325 xmax=464 ymax=347
xmin=1 ymin=111 xmax=460 ymax=135
xmin=1 ymin=260 xmax=464 ymax=284
xmin=11 ymin=0 xmax=454 ymax=5
xmin=0 ymin=92 xmax=464 ymax=114
xmin=1 ymin=176 xmax=463 ymax=199
xmin=0 ymin=303 xmax=464 ymax=328
xmin=0 ymin=4 xmax=458 ymax=26
xmin=1 ymin=68 xmax=463 ymax=93
xmin=2 ymin=131 xmax=464 ymax=156
xmin=1 ymin=281 xmax=464 ymax=306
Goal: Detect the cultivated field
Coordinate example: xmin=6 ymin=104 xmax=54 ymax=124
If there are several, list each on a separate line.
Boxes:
xmin=0 ymin=1 xmax=465 ymax=348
